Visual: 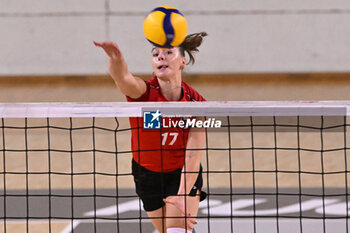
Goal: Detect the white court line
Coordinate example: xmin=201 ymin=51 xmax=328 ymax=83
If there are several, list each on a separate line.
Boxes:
xmin=59 ymin=220 xmax=80 ymax=233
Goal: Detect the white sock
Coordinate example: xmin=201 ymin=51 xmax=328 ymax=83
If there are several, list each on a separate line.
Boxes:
xmin=167 ymin=228 xmax=192 ymax=233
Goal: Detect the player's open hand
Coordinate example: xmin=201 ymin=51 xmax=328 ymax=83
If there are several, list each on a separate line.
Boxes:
xmin=93 ymin=41 xmax=122 ymax=60
xmin=94 ymin=41 xmax=127 ymax=76
xmin=163 ymin=196 xmax=197 ymax=228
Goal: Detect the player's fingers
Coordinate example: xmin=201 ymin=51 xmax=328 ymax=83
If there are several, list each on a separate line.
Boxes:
xmin=188 ymin=220 xmax=197 ymax=228
xmin=93 ymin=41 xmax=102 ymax=47
xmin=186 ymin=218 xmax=197 ymax=229
xmin=93 ymin=41 xmax=121 ymax=58
xmin=96 ymin=41 xmax=120 ymax=52
xmin=186 ymin=213 xmax=197 ymax=225
xmin=187 ymin=213 xmax=196 ymax=222
xmin=94 ymin=42 xmax=114 ymax=57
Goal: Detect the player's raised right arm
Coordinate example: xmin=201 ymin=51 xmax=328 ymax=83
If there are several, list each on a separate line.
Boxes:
xmin=94 ymin=41 xmax=146 ymax=99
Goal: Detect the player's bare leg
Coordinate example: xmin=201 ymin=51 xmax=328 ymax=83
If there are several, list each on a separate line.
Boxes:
xmin=147 ymin=206 xmax=167 ymax=233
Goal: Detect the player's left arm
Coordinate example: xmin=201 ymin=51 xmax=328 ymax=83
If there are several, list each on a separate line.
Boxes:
xmin=178 ymin=120 xmax=205 ymax=196
xmin=164 ymin=117 xmax=206 ymax=215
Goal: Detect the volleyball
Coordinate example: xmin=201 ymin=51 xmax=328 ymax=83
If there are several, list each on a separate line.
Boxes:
xmin=143 ymin=6 xmax=188 ymax=48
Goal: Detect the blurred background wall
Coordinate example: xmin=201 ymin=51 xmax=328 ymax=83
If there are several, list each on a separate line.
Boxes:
xmin=0 ymin=0 xmax=350 ymax=102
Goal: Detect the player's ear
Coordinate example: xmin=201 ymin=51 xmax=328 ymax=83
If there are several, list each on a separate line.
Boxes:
xmin=180 ymin=57 xmax=186 ymax=69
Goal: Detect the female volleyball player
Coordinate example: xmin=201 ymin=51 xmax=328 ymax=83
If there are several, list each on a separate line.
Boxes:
xmin=94 ymin=32 xmax=207 ymax=233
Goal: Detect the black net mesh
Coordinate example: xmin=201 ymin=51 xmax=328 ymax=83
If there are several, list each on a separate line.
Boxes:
xmin=0 ymin=112 xmax=349 ymax=233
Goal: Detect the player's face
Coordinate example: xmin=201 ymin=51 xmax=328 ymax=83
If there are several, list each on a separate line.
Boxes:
xmin=151 ymin=47 xmax=186 ymax=78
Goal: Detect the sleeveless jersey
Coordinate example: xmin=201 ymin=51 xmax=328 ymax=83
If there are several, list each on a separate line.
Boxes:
xmin=126 ymin=76 xmax=206 ymax=172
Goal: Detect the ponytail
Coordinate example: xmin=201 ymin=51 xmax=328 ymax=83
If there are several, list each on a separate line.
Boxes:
xmin=179 ymin=32 xmax=208 ymax=65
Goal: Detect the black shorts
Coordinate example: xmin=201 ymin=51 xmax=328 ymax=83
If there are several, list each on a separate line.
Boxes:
xmin=132 ymin=159 xmax=206 ymax=212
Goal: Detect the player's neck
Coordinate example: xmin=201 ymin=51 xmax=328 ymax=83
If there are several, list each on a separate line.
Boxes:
xmin=157 ymin=75 xmax=182 ymax=101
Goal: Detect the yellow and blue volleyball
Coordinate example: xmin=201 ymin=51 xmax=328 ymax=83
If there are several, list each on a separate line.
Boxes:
xmin=143 ymin=6 xmax=187 ymax=48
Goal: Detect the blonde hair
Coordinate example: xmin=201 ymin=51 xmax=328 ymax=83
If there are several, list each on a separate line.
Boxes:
xmin=179 ymin=32 xmax=208 ymax=65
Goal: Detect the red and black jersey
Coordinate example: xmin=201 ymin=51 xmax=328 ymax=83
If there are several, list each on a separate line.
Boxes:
xmin=126 ymin=76 xmax=206 ymax=172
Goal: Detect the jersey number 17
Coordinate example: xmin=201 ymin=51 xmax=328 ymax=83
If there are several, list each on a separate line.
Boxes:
xmin=161 ymin=132 xmax=179 ymax=146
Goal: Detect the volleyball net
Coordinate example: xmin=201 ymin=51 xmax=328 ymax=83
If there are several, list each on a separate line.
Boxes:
xmin=0 ymin=101 xmax=350 ymax=233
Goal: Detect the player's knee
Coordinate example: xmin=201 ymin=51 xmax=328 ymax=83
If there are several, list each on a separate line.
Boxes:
xmin=167 ymin=228 xmax=192 ymax=233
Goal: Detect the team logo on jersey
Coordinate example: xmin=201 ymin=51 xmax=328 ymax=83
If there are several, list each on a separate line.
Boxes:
xmin=143 ymin=110 xmax=161 ymax=129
